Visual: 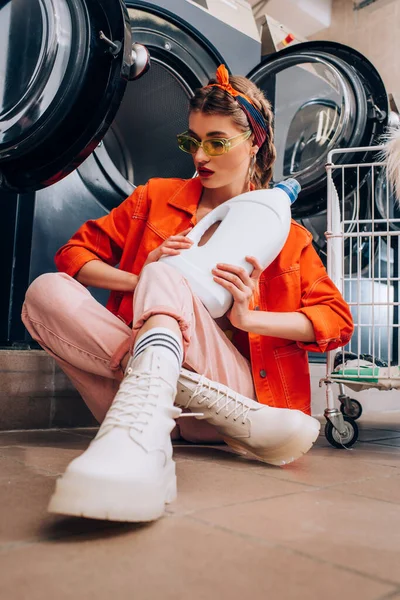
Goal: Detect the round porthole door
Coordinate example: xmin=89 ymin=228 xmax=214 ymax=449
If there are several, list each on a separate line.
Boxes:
xmin=95 ymin=2 xmax=226 ymax=189
xmin=247 ymin=41 xmax=389 ymax=217
xmin=0 ymin=0 xmax=139 ymax=192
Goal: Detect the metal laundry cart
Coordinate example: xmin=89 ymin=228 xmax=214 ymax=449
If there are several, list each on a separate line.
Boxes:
xmin=321 ymin=145 xmax=400 ymax=448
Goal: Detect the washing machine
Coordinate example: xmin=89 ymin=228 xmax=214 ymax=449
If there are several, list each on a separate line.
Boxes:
xmin=0 ymin=0 xmax=261 ymax=344
xmin=249 ymin=40 xmax=390 ymax=217
xmin=0 ymin=0 xmax=392 ymax=345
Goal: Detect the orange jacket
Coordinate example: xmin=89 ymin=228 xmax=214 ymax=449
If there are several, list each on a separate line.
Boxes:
xmin=55 ymin=177 xmax=353 ymax=413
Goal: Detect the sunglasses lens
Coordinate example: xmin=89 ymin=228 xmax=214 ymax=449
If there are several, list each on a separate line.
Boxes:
xmin=204 ymin=139 xmax=225 ymax=156
xmin=177 ymin=136 xmax=198 ymax=154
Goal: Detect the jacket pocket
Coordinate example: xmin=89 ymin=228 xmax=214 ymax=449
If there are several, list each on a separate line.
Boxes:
xmin=261 ymin=267 xmax=301 ymax=312
xmin=273 ymin=343 xmax=311 ymax=412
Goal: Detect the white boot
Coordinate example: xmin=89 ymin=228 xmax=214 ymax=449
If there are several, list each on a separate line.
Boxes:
xmin=176 ymin=368 xmax=321 ymax=466
xmin=48 ymin=347 xmax=182 ymax=522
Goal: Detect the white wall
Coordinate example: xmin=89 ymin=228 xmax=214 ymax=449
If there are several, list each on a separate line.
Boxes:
xmin=309 ymin=0 xmax=400 ymax=104
xmin=250 ymin=0 xmax=332 ymax=36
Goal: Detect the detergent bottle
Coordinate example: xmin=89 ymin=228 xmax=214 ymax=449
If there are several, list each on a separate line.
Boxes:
xmin=160 ymin=178 xmax=300 ymax=318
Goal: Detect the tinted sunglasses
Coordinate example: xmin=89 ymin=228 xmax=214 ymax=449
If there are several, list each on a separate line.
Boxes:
xmin=177 ymin=130 xmax=251 ymax=157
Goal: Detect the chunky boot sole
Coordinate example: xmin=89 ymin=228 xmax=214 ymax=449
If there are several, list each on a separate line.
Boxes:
xmin=48 ymin=461 xmax=177 ymax=522
xmin=223 ymin=420 xmax=321 ymax=466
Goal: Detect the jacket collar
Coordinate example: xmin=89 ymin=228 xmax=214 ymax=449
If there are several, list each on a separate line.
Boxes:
xmin=166 ymin=177 xmax=255 ymax=223
xmin=167 ymin=177 xmax=203 ymax=220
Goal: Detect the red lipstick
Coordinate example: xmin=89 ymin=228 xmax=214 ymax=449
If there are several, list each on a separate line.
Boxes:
xmin=197 ymin=166 xmax=215 ymax=178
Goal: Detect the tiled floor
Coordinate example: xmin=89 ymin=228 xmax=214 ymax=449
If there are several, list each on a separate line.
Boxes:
xmin=0 ymin=412 xmax=400 ymax=600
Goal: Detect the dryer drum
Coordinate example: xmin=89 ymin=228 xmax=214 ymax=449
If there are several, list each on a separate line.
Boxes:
xmin=0 ymin=0 xmax=133 ymax=192
xmin=0 ymin=0 xmax=235 ymax=344
xmin=248 ymin=41 xmax=388 ymax=218
xmin=94 ymin=3 xmax=226 ymax=189
xmin=101 ymin=60 xmax=195 ymax=187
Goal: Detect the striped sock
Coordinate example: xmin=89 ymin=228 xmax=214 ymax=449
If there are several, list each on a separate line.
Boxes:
xmin=133 ymin=327 xmax=183 ymax=376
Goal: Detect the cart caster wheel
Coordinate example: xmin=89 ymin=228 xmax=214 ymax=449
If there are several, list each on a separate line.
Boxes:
xmin=325 ymin=416 xmax=359 ymax=449
xmin=340 ymin=399 xmax=363 ymax=420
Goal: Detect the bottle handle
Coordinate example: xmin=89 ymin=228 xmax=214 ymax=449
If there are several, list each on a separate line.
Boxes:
xmin=188 ymin=203 xmax=230 ymax=246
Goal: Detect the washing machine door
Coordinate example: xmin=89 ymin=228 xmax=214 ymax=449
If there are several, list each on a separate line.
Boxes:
xmin=248 ymin=41 xmax=389 ymax=217
xmin=0 ymin=0 xmax=137 ymax=192
xmin=96 ymin=1 xmax=226 ymax=189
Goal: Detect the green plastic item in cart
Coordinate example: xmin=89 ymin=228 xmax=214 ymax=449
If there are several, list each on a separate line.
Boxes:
xmin=332 ymin=365 xmax=380 ymax=385
xmin=332 ymin=363 xmax=400 ymax=391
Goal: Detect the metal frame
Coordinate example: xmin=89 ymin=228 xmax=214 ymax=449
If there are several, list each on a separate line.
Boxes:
xmin=321 ymin=145 xmax=400 ymax=445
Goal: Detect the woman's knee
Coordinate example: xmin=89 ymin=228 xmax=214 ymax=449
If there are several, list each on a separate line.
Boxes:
xmin=139 ymin=261 xmax=184 ymax=287
xmin=24 ymin=272 xmax=82 ymax=314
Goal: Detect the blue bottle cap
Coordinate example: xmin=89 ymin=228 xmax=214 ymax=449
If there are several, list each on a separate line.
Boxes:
xmin=274 ymin=178 xmax=301 ymax=204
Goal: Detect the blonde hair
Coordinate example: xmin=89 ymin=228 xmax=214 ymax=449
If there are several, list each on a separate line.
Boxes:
xmin=189 ymin=75 xmax=276 ymax=189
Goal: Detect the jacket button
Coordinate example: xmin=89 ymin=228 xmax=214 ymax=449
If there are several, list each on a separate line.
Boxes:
xmin=259 ymin=369 xmax=267 ymax=378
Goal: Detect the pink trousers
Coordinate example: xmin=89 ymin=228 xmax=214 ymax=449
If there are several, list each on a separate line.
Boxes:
xmin=21 ymin=262 xmax=256 ymax=442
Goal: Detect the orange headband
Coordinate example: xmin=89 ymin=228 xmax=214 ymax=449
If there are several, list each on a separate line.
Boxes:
xmin=206 ymin=64 xmax=255 ymax=106
xmin=205 ymin=64 xmax=268 ymax=147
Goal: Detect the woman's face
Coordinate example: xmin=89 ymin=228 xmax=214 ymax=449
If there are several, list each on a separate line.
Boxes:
xmin=188 ymin=111 xmax=253 ymax=190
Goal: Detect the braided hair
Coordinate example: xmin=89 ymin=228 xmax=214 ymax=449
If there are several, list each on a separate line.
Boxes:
xmin=189 ymin=75 xmax=276 ymax=189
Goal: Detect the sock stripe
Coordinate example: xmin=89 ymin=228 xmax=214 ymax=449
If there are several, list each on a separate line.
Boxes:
xmin=134 ymin=332 xmax=182 ymax=356
xmin=133 ymin=330 xmax=183 ymax=368
xmin=134 ymin=337 xmax=181 ymax=357
xmin=134 ymin=342 xmax=182 ymax=364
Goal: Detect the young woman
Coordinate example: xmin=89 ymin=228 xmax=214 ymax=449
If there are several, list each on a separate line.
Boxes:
xmin=22 ymin=65 xmax=353 ymax=523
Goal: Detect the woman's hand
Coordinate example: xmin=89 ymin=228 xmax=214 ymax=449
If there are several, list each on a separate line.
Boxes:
xmin=144 ymin=227 xmax=193 ymax=266
xmin=212 ymin=256 xmax=264 ymax=329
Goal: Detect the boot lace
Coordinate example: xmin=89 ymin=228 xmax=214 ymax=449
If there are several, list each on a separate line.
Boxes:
xmin=190 ymin=376 xmax=251 ymax=425
xmin=101 ymin=370 xmax=163 ymax=433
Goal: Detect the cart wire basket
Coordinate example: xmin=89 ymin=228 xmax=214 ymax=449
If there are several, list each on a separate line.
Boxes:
xmin=321 ymin=145 xmax=400 ymax=448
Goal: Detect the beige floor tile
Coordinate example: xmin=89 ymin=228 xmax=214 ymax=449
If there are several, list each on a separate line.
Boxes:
xmin=170 ymin=460 xmax=313 ymax=514
xmin=0 ymin=444 xmax=84 ymax=476
xmin=172 ymin=443 xmax=279 ymax=471
xmin=369 ymin=438 xmax=400 ymax=447
xmin=0 ymin=456 xmax=59 ymax=543
xmin=59 ymin=427 xmax=98 ymax=438
xmin=344 ymin=443 xmax=400 ymax=468
xmin=0 ymin=431 xmax=91 ymax=479
xmin=0 ymin=517 xmax=395 ymax=600
xmin=307 ymin=441 xmax=400 ymax=469
xmin=0 ymin=446 xmax=310 ymax=543
xmin=194 ymin=489 xmax=400 ymax=584
xmin=173 ymin=442 xmax=399 ymax=489
xmin=0 ymin=429 xmax=94 ymax=449
xmin=257 ymin=452 xmax=398 ymax=488
xmin=172 ymin=443 xmax=234 ymax=463
xmin=332 ymin=471 xmax=400 ymax=504
xmin=357 ymin=427 xmax=400 ymax=443
xmin=1 ymin=416 xmax=400 ymax=598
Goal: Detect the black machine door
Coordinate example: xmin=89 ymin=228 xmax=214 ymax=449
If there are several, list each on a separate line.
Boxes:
xmin=0 ymin=0 xmax=226 ymax=345
xmin=247 ymin=41 xmax=389 ymax=218
xmin=97 ymin=1 xmax=226 ymax=190
xmin=0 ymin=0 xmax=139 ymax=193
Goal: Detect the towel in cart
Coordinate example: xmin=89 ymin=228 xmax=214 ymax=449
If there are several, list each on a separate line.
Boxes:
xmin=332 ymin=352 xmax=400 ymax=392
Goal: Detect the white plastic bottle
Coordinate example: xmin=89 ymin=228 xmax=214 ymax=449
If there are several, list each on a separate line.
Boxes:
xmin=160 ymin=178 xmax=301 ymax=318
